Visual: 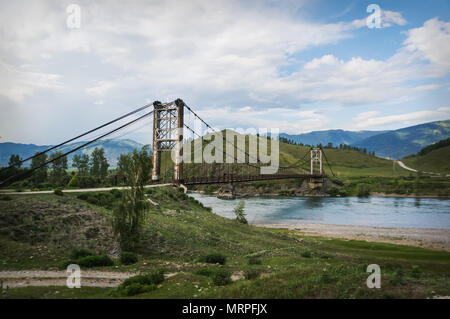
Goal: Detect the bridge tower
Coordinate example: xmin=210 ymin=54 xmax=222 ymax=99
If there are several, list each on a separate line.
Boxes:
xmin=310 ymin=148 xmax=322 ymax=175
xmin=309 ymin=148 xmax=324 ymax=189
xmin=152 ymin=99 xmax=184 ymax=183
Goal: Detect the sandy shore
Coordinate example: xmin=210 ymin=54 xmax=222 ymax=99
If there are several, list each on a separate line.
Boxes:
xmin=255 ymin=222 xmax=450 ymax=251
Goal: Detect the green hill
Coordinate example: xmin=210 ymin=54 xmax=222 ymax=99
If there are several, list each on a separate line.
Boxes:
xmin=402 ymin=144 xmax=450 ymax=175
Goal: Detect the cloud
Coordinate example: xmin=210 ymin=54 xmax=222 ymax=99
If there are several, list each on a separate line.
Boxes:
xmin=353 ymin=107 xmax=450 ymax=128
xmin=86 ymin=81 xmax=117 ymax=96
xmin=404 ymin=18 xmax=450 ymax=72
xmin=351 ymin=9 xmax=407 ymax=28
xmin=0 ymin=59 xmax=64 ymax=103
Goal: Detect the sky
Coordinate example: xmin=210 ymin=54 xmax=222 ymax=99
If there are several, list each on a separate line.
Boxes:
xmin=0 ymin=0 xmax=449 ymax=145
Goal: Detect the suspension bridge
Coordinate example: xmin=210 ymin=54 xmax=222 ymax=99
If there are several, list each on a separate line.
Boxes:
xmin=0 ymin=99 xmax=335 ymax=189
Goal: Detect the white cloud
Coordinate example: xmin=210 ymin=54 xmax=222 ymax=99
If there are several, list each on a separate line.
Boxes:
xmin=404 ymin=18 xmax=450 ymax=72
xmin=86 ymin=81 xmax=117 ymax=96
xmin=351 ymin=10 xmax=407 ymax=28
xmin=0 ymin=60 xmax=64 ymax=103
xmin=353 ymin=107 xmax=450 ymax=128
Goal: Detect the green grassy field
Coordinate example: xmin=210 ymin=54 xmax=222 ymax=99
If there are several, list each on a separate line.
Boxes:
xmin=402 ymin=146 xmax=450 ymax=175
xmin=1 ymin=187 xmax=449 ymax=299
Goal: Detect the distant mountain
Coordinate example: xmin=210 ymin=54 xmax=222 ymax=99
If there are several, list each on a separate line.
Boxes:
xmin=280 ymin=129 xmax=386 ymax=147
xmin=0 ymin=139 xmax=145 ymax=168
xmin=352 ymin=120 xmax=450 ymax=159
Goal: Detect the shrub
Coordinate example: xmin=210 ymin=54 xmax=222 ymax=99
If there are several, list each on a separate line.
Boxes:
xmin=410 ymin=265 xmax=421 ymax=279
xmin=70 ymin=248 xmax=94 ymax=259
xmin=67 ymin=174 xmax=80 ymax=187
xmin=120 ymin=270 xmax=165 ymax=290
xmin=356 ymin=184 xmax=370 ymax=197
xmin=244 ymin=269 xmax=260 ymax=280
xmin=77 ymin=193 xmax=88 ymax=200
xmin=194 ymin=268 xmax=215 ymax=277
xmin=120 ymin=251 xmax=138 ymax=265
xmin=389 ymin=269 xmax=406 ymax=286
xmin=203 ymin=253 xmax=226 ymax=265
xmin=77 ymin=255 xmax=114 ymax=268
xmin=122 ymin=283 xmax=156 ymax=296
xmin=54 ymin=188 xmax=64 ymax=196
xmin=0 ymin=195 xmax=12 ymax=201
xmin=233 ymin=200 xmax=247 ymax=224
xmin=212 ymin=269 xmax=232 ymax=286
xmin=248 ymin=257 xmax=262 ymax=265
xmin=109 ymin=188 xmax=122 ymax=198
xmin=301 ymin=251 xmax=312 ymax=258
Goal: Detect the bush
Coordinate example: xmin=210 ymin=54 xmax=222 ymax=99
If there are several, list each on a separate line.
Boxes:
xmin=301 ymin=251 xmax=312 ymax=258
xmin=122 ymin=283 xmax=156 ymax=296
xmin=54 ymin=188 xmax=64 ymax=196
xmin=212 ymin=269 xmax=232 ymax=286
xmin=203 ymin=253 xmax=226 ymax=265
xmin=194 ymin=268 xmax=215 ymax=277
xmin=410 ymin=265 xmax=421 ymax=279
xmin=233 ymin=200 xmax=248 ymax=224
xmin=120 ymin=251 xmax=138 ymax=265
xmin=77 ymin=255 xmax=114 ymax=268
xmin=248 ymin=257 xmax=262 ymax=265
xmin=68 ymin=174 xmax=80 ymax=187
xmin=0 ymin=195 xmax=12 ymax=201
xmin=120 ymin=270 xmax=165 ymax=290
xmin=244 ymin=269 xmax=260 ymax=280
xmin=70 ymin=248 xmax=94 ymax=259
xmin=356 ymin=184 xmax=370 ymax=197
xmin=109 ymin=188 xmax=122 ymax=198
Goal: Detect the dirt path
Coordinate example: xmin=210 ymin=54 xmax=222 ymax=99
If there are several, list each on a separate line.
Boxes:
xmin=0 ymin=270 xmax=178 ymax=288
xmin=256 ymin=223 xmax=450 ymax=251
xmin=0 ymin=183 xmax=175 ymax=195
xmin=395 ymin=160 xmax=449 ymax=177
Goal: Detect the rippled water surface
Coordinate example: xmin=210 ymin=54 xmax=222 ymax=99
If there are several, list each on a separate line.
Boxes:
xmin=189 ymin=194 xmax=450 ymax=229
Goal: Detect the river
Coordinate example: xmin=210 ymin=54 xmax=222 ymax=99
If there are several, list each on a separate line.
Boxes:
xmin=189 ymin=194 xmax=450 ymax=229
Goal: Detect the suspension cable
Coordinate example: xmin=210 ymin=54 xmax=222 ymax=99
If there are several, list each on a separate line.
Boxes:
xmin=0 ymin=110 xmax=154 ymax=187
xmin=0 ymin=103 xmax=153 ymax=173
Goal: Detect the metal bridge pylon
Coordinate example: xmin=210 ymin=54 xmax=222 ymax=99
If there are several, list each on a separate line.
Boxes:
xmin=310 ymin=147 xmax=322 ymax=175
xmin=152 ymin=99 xmax=184 ymax=183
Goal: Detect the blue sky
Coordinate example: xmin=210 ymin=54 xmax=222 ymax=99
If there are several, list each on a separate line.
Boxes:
xmin=0 ymin=0 xmax=449 ymax=145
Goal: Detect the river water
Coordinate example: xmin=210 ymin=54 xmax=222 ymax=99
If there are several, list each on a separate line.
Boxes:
xmin=189 ymin=194 xmax=450 ymax=229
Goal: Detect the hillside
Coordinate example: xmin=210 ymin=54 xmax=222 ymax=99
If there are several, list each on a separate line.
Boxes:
xmin=280 ymin=129 xmax=385 ymax=147
xmin=1 ymin=188 xmax=449 ymax=299
xmin=402 ymin=145 xmax=450 ymax=175
xmin=353 ymin=120 xmax=450 ymax=159
xmin=0 ymin=139 xmax=144 ymax=168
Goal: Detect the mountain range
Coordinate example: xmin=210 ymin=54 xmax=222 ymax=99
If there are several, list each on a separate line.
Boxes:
xmin=281 ymin=119 xmax=450 ymax=159
xmin=1 ymin=119 xmax=449 ymax=167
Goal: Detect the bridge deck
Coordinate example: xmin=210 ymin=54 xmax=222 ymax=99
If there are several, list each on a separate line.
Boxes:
xmin=182 ymin=174 xmax=324 ymax=185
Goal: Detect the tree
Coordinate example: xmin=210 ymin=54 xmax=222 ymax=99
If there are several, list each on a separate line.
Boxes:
xmin=30 ymin=152 xmax=47 ymax=186
xmin=117 ymin=153 xmax=132 ymax=180
xmin=8 ymin=154 xmax=22 ymax=168
xmin=233 ymin=200 xmax=247 ymax=224
xmin=90 ymin=148 xmax=109 ymax=180
xmin=49 ymin=151 xmax=68 ymax=186
xmin=112 ymin=146 xmax=152 ymax=250
xmin=72 ymin=154 xmax=90 ymax=176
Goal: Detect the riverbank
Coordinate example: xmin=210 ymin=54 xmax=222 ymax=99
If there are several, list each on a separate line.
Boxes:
xmin=256 ymin=223 xmax=450 ymax=251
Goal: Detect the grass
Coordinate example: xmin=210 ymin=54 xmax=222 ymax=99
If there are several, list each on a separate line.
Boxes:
xmin=0 ymin=187 xmax=449 ymax=298
xmin=402 ymin=146 xmax=450 ymax=175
